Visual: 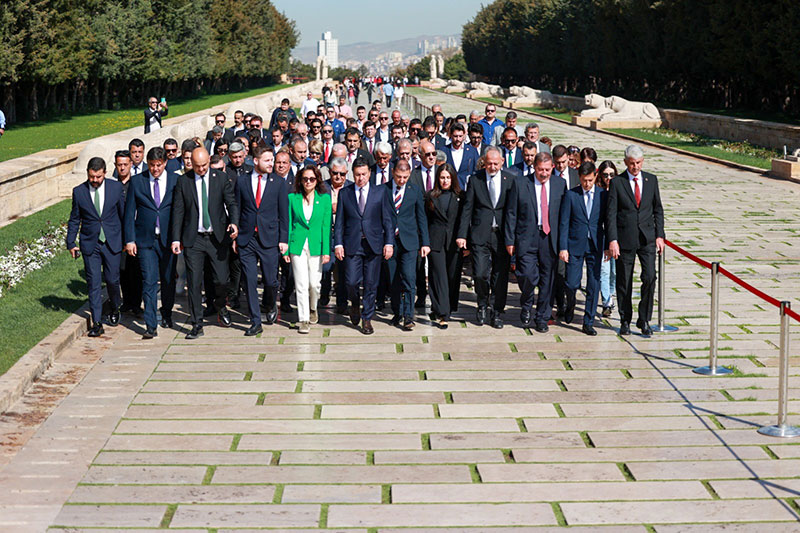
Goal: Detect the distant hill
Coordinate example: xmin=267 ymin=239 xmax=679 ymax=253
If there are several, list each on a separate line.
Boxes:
xmin=292 ymin=34 xmax=460 ymax=64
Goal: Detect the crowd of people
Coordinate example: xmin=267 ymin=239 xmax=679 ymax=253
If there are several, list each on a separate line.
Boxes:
xmin=67 ymin=86 xmax=665 ymax=341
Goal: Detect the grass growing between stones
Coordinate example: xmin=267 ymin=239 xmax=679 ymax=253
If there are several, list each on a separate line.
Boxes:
xmin=0 ymin=84 xmax=290 ymax=162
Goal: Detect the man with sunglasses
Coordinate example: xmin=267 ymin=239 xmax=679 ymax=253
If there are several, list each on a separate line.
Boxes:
xmin=164 ymin=138 xmax=183 ymax=173
xmin=206 ymin=113 xmax=234 ymax=145
xmin=248 ymin=115 xmax=269 ymax=142
xmin=144 ymin=96 xmax=168 ymax=133
xmin=321 ymin=157 xmax=351 ymax=313
xmin=376 ymin=112 xmax=392 ymax=143
xmin=408 ymin=140 xmax=439 ymax=308
xmin=478 ymin=105 xmax=504 ymax=147
xmin=325 ymin=105 xmax=345 ymax=141
xmin=300 ymin=91 xmax=320 ymax=120
xmin=269 ymin=98 xmax=298 ymax=130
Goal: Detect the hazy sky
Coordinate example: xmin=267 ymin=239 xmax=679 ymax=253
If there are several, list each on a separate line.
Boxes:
xmin=272 ymin=0 xmax=487 ymax=48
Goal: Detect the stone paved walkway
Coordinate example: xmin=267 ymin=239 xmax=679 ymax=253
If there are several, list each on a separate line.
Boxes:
xmin=1 ymin=88 xmax=800 ymax=531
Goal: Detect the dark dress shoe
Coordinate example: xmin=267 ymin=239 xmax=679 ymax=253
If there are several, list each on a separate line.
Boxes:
xmin=391 ymin=315 xmax=402 ymax=327
xmin=280 ymin=301 xmax=292 ymax=313
xmin=414 ymin=298 xmax=426 ymax=309
xmin=640 ymin=321 xmax=653 ymax=336
xmin=244 ymin=324 xmax=263 ymax=337
xmin=520 ymin=309 xmax=532 ymax=327
xmin=319 ymin=296 xmax=330 ymax=307
xmin=350 ymin=304 xmax=361 ymax=327
xmin=160 ymin=316 xmax=174 ymax=329
xmin=106 ymin=310 xmax=120 ymax=327
xmin=564 ymin=305 xmax=575 ymax=324
xmin=142 ymin=327 xmax=157 ymax=339
xmin=619 ymin=321 xmax=631 ymax=335
xmin=535 ymin=322 xmax=549 ymax=333
xmin=403 ymin=317 xmax=415 ymax=331
xmin=265 ymin=306 xmax=278 ymax=325
xmin=87 ymin=324 xmax=104 ymax=337
xmin=491 ymin=315 xmax=504 ymax=329
xmin=361 ymin=319 xmax=374 ymax=335
xmin=582 ymin=324 xmax=598 ymax=336
xmin=476 ymin=306 xmax=488 ymax=326
xmin=185 ymin=325 xmax=204 ymax=339
xmin=218 ymin=308 xmax=232 ymax=327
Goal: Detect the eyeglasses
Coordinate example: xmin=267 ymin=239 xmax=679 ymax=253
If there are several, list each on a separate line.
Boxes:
xmin=217 ymin=148 xmax=228 ymax=154
xmin=301 ymin=177 xmax=317 ymax=183
xmin=331 ymin=171 xmax=347 ymax=176
xmin=422 ymin=151 xmax=436 ymax=157
xmin=215 ymin=119 xmax=225 ymax=124
xmin=323 ymin=129 xmax=333 ymax=134
xmin=486 ymin=108 xmax=496 ymax=113
xmin=311 ymin=125 xmax=321 ymax=129
xmin=380 ymin=116 xmax=389 ymax=120
xmin=568 ymin=147 xmax=580 ymax=154
xmin=601 ymin=171 xmax=616 ymax=177
xmin=149 ymin=101 xmax=158 ymax=105
xmin=165 ymin=148 xmax=178 ymax=153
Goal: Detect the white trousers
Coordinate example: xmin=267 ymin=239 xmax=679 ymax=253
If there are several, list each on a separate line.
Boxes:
xmin=291 ymin=243 xmax=323 ymax=322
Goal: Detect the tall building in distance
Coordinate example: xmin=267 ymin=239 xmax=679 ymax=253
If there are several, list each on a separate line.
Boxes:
xmin=317 ymin=31 xmax=339 ymax=69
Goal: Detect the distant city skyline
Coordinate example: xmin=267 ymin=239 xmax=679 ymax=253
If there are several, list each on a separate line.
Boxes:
xmin=272 ymin=0 xmax=485 ymax=49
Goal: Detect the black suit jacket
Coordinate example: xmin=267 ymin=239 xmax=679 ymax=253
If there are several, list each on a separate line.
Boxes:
xmin=606 ymin=171 xmax=665 ymax=250
xmin=556 ymin=167 xmax=580 ymax=189
xmin=67 ymin=180 xmax=125 ymax=255
xmin=144 ymin=107 xmax=167 ymax=134
xmin=409 ymin=165 xmax=437 ymax=195
xmin=370 ymin=162 xmax=394 ymax=186
xmin=457 ymin=169 xmax=515 ymax=246
xmin=236 ymin=172 xmax=289 ymax=248
xmin=171 ymin=169 xmax=239 ymax=248
xmin=387 ymin=183 xmax=430 ymax=252
xmin=505 ymin=174 xmax=567 ymax=255
xmin=425 ymin=190 xmax=463 ymax=252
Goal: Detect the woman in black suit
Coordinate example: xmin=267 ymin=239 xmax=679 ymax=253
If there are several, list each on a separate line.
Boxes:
xmin=425 ymin=163 xmax=464 ymax=329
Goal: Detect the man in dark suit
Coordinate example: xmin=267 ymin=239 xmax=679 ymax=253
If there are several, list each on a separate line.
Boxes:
xmin=468 ymin=123 xmax=488 ymax=157
xmin=163 ymin=138 xmax=183 ymax=174
xmin=457 ymin=146 xmax=514 ymax=328
xmin=112 ymin=150 xmax=143 ymax=317
xmin=550 ymin=144 xmax=581 ymax=318
xmin=500 ymin=127 xmax=523 ymax=173
xmin=423 ymin=117 xmax=446 ymax=150
xmin=607 ymin=145 xmax=665 ymax=336
xmin=361 ymin=120 xmax=379 ymax=156
xmin=273 ymin=149 xmax=296 ymax=313
xmin=170 ymin=147 xmax=240 ymax=339
xmin=204 ymin=125 xmax=226 ymax=155
xmin=445 ymin=122 xmax=479 ymax=190
xmin=236 ymin=145 xmax=288 ymax=336
xmin=334 ymin=156 xmax=395 ymax=335
xmin=67 ymin=157 xmax=125 ymax=337
xmin=512 ymin=141 xmax=538 ymax=178
xmin=205 ymin=113 xmax=234 ymax=145
xmin=269 ymin=98 xmax=298 ymax=130
xmin=247 ymin=115 xmax=269 ymax=142
xmin=123 ymin=147 xmax=178 ymax=339
xmin=144 ymin=96 xmax=167 ymax=133
xmin=371 ymin=142 xmax=394 ymax=186
xmin=558 ymin=162 xmax=607 ymax=336
xmin=345 ymin=127 xmax=375 ymax=168
xmin=386 ymin=160 xmax=430 ymax=329
xmin=505 ymin=152 xmax=567 ymax=332
xmin=321 ymin=157 xmax=351 ymax=313
xmin=223 ymin=141 xmax=252 ymax=309
xmin=408 ymin=140 xmax=439 ymax=308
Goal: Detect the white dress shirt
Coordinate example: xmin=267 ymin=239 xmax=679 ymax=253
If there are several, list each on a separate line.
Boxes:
xmin=91 ymin=181 xmax=105 ymax=214
xmin=149 ymin=173 xmax=163 ymax=234
xmin=450 ymin=145 xmax=464 ymax=171
xmin=421 ymin=165 xmax=435 ymax=192
xmin=194 ymin=172 xmax=212 ymax=233
xmin=251 ymin=171 xmax=267 ymax=200
xmin=627 ymin=170 xmax=642 ymax=198
xmin=392 ymin=183 xmax=406 ymax=209
xmin=131 ymin=162 xmax=144 ymax=176
xmin=533 ymin=178 xmax=551 ymax=229
xmin=375 ymin=165 xmax=391 ymax=185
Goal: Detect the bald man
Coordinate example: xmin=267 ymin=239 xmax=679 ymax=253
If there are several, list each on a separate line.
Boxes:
xmin=171 ymin=148 xmax=240 ymax=339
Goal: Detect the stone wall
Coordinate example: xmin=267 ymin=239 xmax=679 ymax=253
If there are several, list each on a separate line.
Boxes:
xmin=0 ymin=80 xmax=329 ymax=227
xmin=660 ymin=109 xmax=799 ymax=151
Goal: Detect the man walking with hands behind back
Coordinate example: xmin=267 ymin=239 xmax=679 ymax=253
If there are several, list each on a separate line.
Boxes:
xmin=606 ymin=145 xmax=665 ymax=337
xmin=171 ymin=148 xmax=239 ymax=339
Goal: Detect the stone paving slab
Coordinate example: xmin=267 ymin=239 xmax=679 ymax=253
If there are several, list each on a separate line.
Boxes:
xmin=2 ymin=87 xmax=800 ymax=530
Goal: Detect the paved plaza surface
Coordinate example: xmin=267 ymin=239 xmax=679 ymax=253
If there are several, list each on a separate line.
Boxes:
xmin=2 ymin=88 xmax=800 ymax=531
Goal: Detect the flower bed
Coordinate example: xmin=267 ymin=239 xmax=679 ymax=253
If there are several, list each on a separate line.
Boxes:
xmin=0 ymin=224 xmax=68 ymax=299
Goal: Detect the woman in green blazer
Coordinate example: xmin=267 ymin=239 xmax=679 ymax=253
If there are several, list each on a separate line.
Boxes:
xmin=285 ymin=165 xmax=332 ymax=333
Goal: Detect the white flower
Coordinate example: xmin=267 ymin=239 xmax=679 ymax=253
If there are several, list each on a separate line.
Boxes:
xmin=0 ymin=225 xmax=68 ymax=299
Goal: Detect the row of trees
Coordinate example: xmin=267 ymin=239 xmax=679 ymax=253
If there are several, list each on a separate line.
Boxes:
xmin=395 ymin=52 xmax=472 ymax=82
xmin=0 ymin=0 xmax=297 ymax=122
xmin=462 ymin=0 xmax=800 ymax=115
xmin=286 ymin=60 xmax=369 ymax=82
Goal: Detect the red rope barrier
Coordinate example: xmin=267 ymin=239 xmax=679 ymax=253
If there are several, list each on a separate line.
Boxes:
xmin=665 ymin=239 xmax=800 ymax=323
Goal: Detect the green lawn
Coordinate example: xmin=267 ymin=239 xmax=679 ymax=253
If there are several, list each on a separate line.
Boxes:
xmin=519 ymin=106 xmax=577 ymax=123
xmin=0 ymin=198 xmax=87 ymax=375
xmin=609 ymin=128 xmax=777 ymax=170
xmin=0 ymin=84 xmax=290 ymax=163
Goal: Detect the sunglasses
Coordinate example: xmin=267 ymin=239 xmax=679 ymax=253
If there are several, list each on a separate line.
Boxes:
xmin=311 ymin=125 xmax=321 ymax=129
xmin=422 ymin=151 xmax=436 ymax=157
xmin=323 ymin=129 xmax=333 ymax=134
xmin=215 ymin=120 xmax=225 ymax=124
xmin=331 ymin=171 xmax=347 ymax=176
xmin=601 ymin=171 xmax=616 ymax=177
xmin=486 ymin=108 xmax=496 ymax=113
xmin=165 ymin=148 xmax=178 ymax=153
xmin=217 ymin=148 xmax=227 ymax=153
xmin=301 ymin=177 xmax=317 ymax=183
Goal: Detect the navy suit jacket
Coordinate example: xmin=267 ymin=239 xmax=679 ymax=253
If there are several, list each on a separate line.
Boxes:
xmin=236 ymin=173 xmax=289 ymax=248
xmin=558 ymin=185 xmax=607 ymax=256
xmin=124 ymin=170 xmax=178 ymax=248
xmin=165 ymin=158 xmax=183 ymax=174
xmin=504 ymin=174 xmax=567 ymax=256
xmin=334 ymin=183 xmax=395 ymax=255
xmin=370 ymin=162 xmax=394 ymax=186
xmin=67 ymin=179 xmax=125 ymax=255
xmin=387 ymin=183 xmax=430 ymax=252
xmin=445 ymin=144 xmax=479 ymax=190
xmin=502 ymin=147 xmax=523 ymax=170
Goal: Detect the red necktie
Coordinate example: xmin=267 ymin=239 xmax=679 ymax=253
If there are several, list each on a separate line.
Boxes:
xmin=634 ymin=177 xmax=641 ymax=208
xmin=255 ymin=174 xmax=263 ymax=208
xmin=541 ymin=182 xmax=550 ymax=235
xmin=324 ymin=142 xmax=330 ymax=163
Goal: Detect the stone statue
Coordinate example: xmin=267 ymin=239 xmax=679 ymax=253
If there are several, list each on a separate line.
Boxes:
xmin=466 ymin=82 xmax=506 ymax=99
xmin=506 ymin=85 xmax=555 ymax=106
xmin=428 ymin=78 xmax=447 ymax=89
xmin=444 ymin=79 xmax=468 ymax=93
xmin=315 ymin=56 xmax=323 ymax=81
xmin=321 ymin=57 xmax=329 ymax=80
xmin=580 ymin=93 xmax=661 ymax=121
xmin=429 ymin=55 xmax=438 ymax=80
xmin=437 ymin=55 xmax=445 ymax=78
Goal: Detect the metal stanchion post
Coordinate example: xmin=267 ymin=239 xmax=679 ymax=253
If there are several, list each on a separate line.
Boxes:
xmin=655 ymin=248 xmax=679 ymax=333
xmin=694 ymin=262 xmax=732 ymax=375
xmin=758 ymin=301 xmax=800 ymax=437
